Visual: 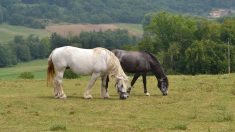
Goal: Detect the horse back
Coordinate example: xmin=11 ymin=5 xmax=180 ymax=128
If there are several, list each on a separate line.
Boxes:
xmin=112 ymin=49 xmax=151 ymax=73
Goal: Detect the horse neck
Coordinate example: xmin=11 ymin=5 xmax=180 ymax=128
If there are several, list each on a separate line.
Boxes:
xmin=148 ymin=55 xmax=166 ymax=80
xmin=152 ymin=67 xmax=166 ymax=80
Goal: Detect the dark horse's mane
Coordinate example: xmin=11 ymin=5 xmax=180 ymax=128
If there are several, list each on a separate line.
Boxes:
xmin=144 ymin=51 xmax=166 ymax=78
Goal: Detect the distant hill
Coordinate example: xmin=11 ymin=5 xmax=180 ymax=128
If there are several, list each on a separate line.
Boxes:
xmin=0 ymin=0 xmax=235 ymax=28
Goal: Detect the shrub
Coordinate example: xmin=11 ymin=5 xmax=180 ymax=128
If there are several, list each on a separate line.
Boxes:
xmin=63 ymin=69 xmax=80 ymax=79
xmin=18 ymin=72 xmax=34 ymax=79
xmin=50 ymin=124 xmax=67 ymax=131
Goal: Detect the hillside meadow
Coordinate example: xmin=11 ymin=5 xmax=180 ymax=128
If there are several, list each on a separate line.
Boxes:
xmin=0 ymin=60 xmax=235 ymax=131
xmin=0 ymin=23 xmax=143 ymax=43
xmin=0 ymin=24 xmax=50 ymax=43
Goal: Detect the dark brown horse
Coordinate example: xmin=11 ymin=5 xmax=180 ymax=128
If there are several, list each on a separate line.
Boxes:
xmin=106 ymin=49 xmax=169 ymax=96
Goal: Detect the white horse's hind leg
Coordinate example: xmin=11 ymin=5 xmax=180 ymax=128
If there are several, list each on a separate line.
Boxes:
xmin=101 ymin=75 xmax=110 ymax=99
xmin=84 ymin=73 xmax=100 ymax=99
xmin=54 ymin=71 xmax=67 ymax=99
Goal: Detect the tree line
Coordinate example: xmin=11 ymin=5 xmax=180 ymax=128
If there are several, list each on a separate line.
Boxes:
xmin=0 ymin=0 xmax=235 ymax=28
xmin=139 ymin=12 xmax=235 ymax=74
xmin=0 ymin=12 xmax=234 ymax=74
xmin=0 ymin=29 xmax=137 ymax=67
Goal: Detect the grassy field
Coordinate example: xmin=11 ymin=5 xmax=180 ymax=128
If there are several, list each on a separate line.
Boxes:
xmin=0 ymin=59 xmax=47 ymax=80
xmin=0 ymin=24 xmax=50 ymax=43
xmin=0 ymin=62 xmax=234 ymax=131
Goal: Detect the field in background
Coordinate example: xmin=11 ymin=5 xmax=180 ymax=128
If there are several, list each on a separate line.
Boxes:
xmin=45 ymin=23 xmax=143 ymax=37
xmin=0 ymin=24 xmax=50 ymax=43
xmin=0 ymin=74 xmax=234 ymax=131
xmin=0 ymin=23 xmax=143 ymax=43
xmin=0 ymin=59 xmax=47 ymax=80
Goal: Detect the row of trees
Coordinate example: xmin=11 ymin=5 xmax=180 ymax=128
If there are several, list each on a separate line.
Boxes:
xmin=0 ymin=29 xmax=137 ymax=67
xmin=0 ymin=35 xmax=50 ymax=67
xmin=50 ymin=29 xmax=138 ymax=50
xmin=0 ymin=11 xmax=234 ymax=74
xmin=139 ymin=12 xmax=235 ymax=74
xmin=1 ymin=0 xmax=235 ymax=28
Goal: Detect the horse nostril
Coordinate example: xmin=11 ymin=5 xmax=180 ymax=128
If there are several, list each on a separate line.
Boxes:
xmin=120 ymin=93 xmax=128 ymax=100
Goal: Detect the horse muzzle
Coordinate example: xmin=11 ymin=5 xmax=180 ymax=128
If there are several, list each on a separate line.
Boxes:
xmin=119 ymin=92 xmax=128 ymax=100
xmin=162 ymin=91 xmax=168 ymax=96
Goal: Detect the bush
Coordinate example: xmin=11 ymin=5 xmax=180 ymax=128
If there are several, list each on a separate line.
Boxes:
xmin=63 ymin=69 xmax=80 ymax=79
xmin=18 ymin=72 xmax=34 ymax=79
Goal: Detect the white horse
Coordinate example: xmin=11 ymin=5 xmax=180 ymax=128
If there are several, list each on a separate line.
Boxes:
xmin=47 ymin=46 xmax=129 ymax=100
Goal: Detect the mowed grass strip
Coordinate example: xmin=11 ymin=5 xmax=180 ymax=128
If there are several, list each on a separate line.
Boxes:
xmin=0 ymin=74 xmax=234 ymax=131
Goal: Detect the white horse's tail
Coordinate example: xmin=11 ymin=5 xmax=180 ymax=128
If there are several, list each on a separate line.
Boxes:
xmin=47 ymin=53 xmax=55 ymax=86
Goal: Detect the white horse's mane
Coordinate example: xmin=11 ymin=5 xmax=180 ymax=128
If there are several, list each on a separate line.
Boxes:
xmin=93 ymin=47 xmax=128 ymax=81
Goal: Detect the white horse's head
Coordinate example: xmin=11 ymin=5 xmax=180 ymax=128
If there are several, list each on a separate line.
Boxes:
xmin=116 ymin=76 xmax=129 ymax=100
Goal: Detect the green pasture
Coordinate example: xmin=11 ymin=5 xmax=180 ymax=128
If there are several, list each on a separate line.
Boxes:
xmin=0 ymin=70 xmax=234 ymax=131
xmin=0 ymin=24 xmax=50 ymax=43
xmin=0 ymin=59 xmax=47 ymax=80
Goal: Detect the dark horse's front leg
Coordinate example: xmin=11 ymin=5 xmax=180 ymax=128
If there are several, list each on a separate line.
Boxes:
xmin=127 ymin=73 xmax=141 ymax=94
xmin=142 ymin=73 xmax=150 ymax=96
xmin=105 ymin=75 xmax=109 ymax=93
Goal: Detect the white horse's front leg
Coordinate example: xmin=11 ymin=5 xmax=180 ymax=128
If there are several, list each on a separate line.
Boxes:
xmin=101 ymin=75 xmax=110 ymax=99
xmin=84 ymin=73 xmax=100 ymax=99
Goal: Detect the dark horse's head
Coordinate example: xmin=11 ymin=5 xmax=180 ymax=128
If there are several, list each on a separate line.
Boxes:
xmin=157 ymin=77 xmax=169 ymax=96
xmin=145 ymin=51 xmax=169 ymax=96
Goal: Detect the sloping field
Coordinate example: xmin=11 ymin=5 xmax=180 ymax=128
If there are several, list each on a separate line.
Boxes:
xmin=0 ymin=24 xmax=50 ymax=43
xmin=0 ymin=23 xmax=142 ymax=43
xmin=45 ymin=23 xmax=143 ymax=37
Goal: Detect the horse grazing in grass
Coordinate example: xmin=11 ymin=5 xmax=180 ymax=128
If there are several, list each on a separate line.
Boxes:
xmin=106 ymin=49 xmax=168 ymax=96
xmin=47 ymin=46 xmax=129 ymax=100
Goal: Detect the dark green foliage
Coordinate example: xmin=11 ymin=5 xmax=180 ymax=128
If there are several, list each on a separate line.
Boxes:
xmin=1 ymin=0 xmax=235 ymax=28
xmin=140 ymin=12 xmax=235 ymax=74
xmin=18 ymin=72 xmax=34 ymax=79
xmin=63 ymin=69 xmax=80 ymax=79
xmin=0 ymin=29 xmax=134 ymax=68
xmin=50 ymin=30 xmax=137 ymax=49
xmin=0 ymin=44 xmax=17 ymax=67
xmin=49 ymin=124 xmax=67 ymax=131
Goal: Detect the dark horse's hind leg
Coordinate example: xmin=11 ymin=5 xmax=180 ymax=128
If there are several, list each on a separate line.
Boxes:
xmin=127 ymin=73 xmax=141 ymax=94
xmin=105 ymin=75 xmax=109 ymax=93
xmin=142 ymin=73 xmax=150 ymax=96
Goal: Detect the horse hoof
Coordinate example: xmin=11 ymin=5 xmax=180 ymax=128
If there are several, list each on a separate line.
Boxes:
xmin=145 ymin=92 xmax=150 ymax=96
xmin=103 ymin=96 xmax=110 ymax=99
xmin=55 ymin=94 xmax=67 ymax=99
xmin=84 ymin=95 xmax=93 ymax=99
xmin=59 ymin=94 xmax=67 ymax=99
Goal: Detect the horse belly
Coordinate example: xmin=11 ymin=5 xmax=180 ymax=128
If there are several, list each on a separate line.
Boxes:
xmin=69 ymin=55 xmax=107 ymax=75
xmin=68 ymin=57 xmax=95 ymax=75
